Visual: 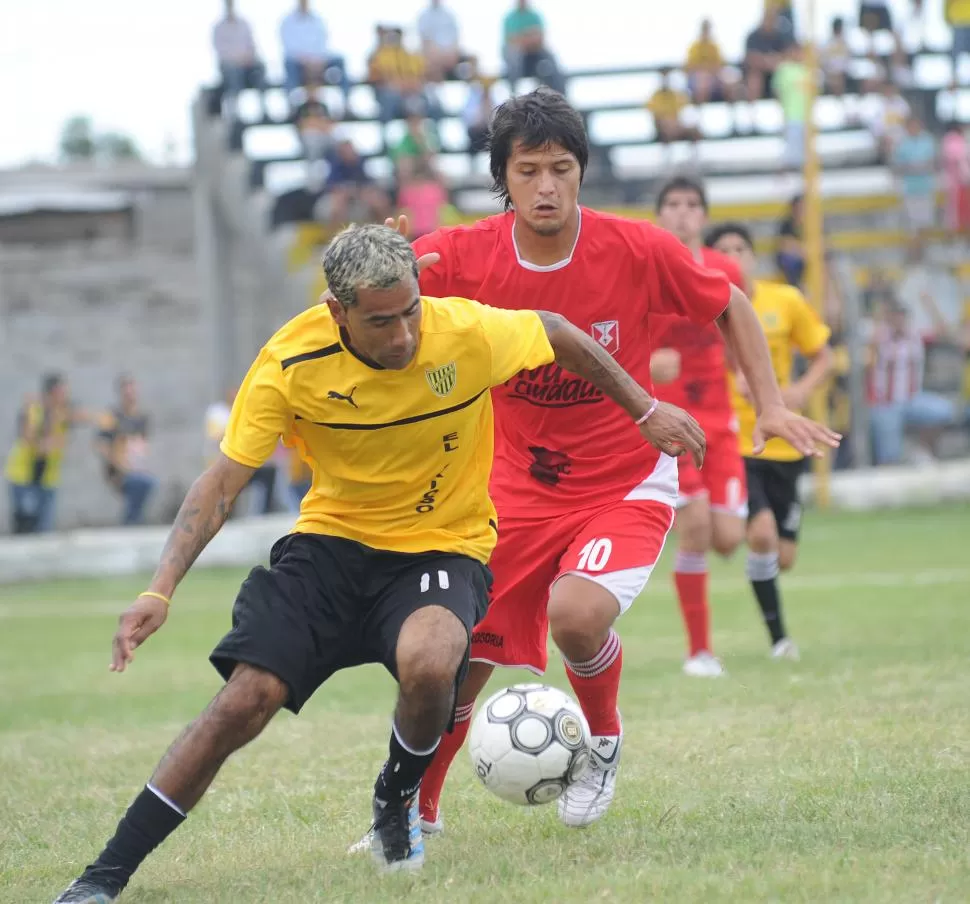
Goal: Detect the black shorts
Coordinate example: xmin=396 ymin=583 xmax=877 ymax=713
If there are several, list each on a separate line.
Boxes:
xmin=744 ymin=457 xmax=806 ymax=542
xmin=210 ymin=533 xmax=491 ymax=714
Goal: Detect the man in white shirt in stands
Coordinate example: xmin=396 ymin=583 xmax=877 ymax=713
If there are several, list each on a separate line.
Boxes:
xmin=212 ymin=0 xmax=264 ymax=116
xmin=280 ymin=0 xmax=350 ymax=106
xmin=417 ymin=0 xmax=464 ymax=81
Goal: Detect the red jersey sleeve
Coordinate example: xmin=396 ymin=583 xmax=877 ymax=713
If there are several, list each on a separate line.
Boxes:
xmin=644 ymin=224 xmax=732 ymax=325
xmin=413 ymin=229 xmax=457 ymax=298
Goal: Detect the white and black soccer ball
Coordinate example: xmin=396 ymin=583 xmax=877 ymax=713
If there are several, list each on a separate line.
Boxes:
xmin=468 ymin=684 xmax=592 ymax=806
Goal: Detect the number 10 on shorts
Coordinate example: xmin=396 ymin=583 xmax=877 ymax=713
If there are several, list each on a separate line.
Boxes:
xmin=576 ymin=538 xmax=612 ymax=572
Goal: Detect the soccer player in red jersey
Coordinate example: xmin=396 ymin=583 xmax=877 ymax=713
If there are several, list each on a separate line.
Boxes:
xmin=381 ymin=89 xmax=839 ymax=832
xmin=650 ymin=176 xmax=750 ymax=678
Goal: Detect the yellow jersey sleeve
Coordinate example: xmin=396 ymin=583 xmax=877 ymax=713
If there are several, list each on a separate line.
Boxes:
xmin=220 ymin=349 xmax=291 ymax=468
xmin=789 ymin=291 xmax=831 ymax=357
xmin=475 ymin=304 xmax=556 ymax=386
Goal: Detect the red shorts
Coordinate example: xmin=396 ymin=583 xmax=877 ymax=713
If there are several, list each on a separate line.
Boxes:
xmin=471 ymin=500 xmax=675 ymax=674
xmin=677 ymin=413 xmax=747 ymax=516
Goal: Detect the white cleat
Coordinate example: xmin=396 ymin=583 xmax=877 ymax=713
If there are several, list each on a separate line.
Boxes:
xmin=558 ymin=719 xmax=622 ymax=828
xmin=682 ymin=651 xmax=726 ymax=678
xmin=419 ymin=814 xmax=444 ymax=836
xmin=771 ymin=638 xmax=800 ymax=661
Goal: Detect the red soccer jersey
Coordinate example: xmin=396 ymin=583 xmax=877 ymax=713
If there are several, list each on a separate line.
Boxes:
xmin=413 ymin=207 xmax=731 ymax=516
xmin=650 ymin=247 xmax=744 ymax=415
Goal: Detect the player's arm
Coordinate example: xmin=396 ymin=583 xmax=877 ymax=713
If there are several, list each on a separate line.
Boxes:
xmin=783 ymin=291 xmax=835 ymax=411
xmin=109 ymin=350 xmax=289 ymax=673
xmin=535 ymin=310 xmax=706 ymax=466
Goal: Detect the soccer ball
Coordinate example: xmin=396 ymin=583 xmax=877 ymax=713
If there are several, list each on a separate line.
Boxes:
xmin=468 ymin=683 xmax=592 ymax=806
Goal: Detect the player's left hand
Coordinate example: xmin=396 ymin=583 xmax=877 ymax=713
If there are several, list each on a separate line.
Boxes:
xmin=754 ymin=404 xmax=842 ymax=458
xmin=384 ymin=215 xmax=440 ymax=273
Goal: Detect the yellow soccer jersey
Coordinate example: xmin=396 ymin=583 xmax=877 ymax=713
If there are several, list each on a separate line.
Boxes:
xmin=220 ymin=296 xmax=555 ymax=563
xmin=730 ymin=280 xmax=831 ymax=461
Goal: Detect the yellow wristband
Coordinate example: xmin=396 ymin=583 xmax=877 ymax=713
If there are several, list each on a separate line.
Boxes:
xmin=140 ymin=590 xmax=171 ymax=606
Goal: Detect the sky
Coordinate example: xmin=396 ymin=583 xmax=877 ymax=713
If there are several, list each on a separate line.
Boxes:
xmin=0 ymin=0 xmax=949 ymax=168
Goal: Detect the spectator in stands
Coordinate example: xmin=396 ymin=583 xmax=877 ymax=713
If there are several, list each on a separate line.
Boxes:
xmin=390 ymin=112 xmax=438 ymax=181
xmin=212 ymin=0 xmax=264 ymax=118
xmin=685 ymin=19 xmax=732 ymax=104
xmin=892 ymin=114 xmax=937 ymax=259
xmin=502 ymin=0 xmax=565 ymax=96
xmin=866 ymin=81 xmax=911 ymax=161
xmin=821 ymin=17 xmax=854 ymax=96
xmin=859 ymin=0 xmax=893 ymax=37
xmin=367 ymin=26 xmax=435 ymax=124
xmin=766 ymin=0 xmax=796 ymax=38
xmin=946 ymin=0 xmax=970 ymax=85
xmin=417 ymin=0 xmax=466 ymax=82
xmin=398 ymin=160 xmax=449 ymax=240
xmin=463 ymin=68 xmax=496 ymax=157
xmin=280 ymin=0 xmax=350 ymax=107
xmin=867 ymin=301 xmax=956 ymax=464
xmin=776 ymin=194 xmax=806 ymax=287
xmin=5 ymin=373 xmax=86 ymax=534
xmin=743 ymin=6 xmax=792 ymax=100
xmin=97 ymin=375 xmax=157 ymax=526
xmin=774 ymin=42 xmax=810 ymax=175
xmin=647 ymin=69 xmax=701 ymax=149
xmin=293 ymin=83 xmax=336 ymax=191
xmin=942 ymin=125 xmax=970 ymax=235
xmin=322 ymin=138 xmax=390 ymax=225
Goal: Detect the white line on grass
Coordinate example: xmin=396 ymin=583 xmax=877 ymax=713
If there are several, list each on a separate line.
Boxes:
xmin=0 ymin=568 xmax=967 ymax=619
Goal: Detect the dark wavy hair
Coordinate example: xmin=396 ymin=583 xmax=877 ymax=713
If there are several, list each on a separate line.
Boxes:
xmin=656 ymin=176 xmax=708 ymax=213
xmin=704 ymin=221 xmax=755 ymax=251
xmin=488 ymin=88 xmax=589 ymax=210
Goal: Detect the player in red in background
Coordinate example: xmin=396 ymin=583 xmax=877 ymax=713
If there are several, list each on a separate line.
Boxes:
xmin=373 ymin=89 xmax=839 ymax=834
xmin=651 ymin=176 xmax=750 ymax=679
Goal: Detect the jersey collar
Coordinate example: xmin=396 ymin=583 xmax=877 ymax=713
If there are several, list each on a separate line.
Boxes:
xmin=511 ymin=206 xmax=582 ymax=273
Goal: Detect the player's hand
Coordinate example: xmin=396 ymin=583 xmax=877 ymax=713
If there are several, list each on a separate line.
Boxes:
xmin=384 ymin=215 xmax=440 ymax=273
xmin=110 ymin=594 xmax=169 ymax=673
xmin=649 ymin=348 xmax=681 ymax=384
xmin=753 ymin=403 xmax=841 ymax=458
xmin=639 ymin=402 xmax=706 ymax=469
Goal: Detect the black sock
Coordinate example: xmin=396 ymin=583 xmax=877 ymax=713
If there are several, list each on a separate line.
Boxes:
xmin=374 ymin=723 xmax=440 ymax=804
xmin=81 ymin=785 xmax=186 ymax=891
xmin=746 ymin=551 xmax=786 ymax=645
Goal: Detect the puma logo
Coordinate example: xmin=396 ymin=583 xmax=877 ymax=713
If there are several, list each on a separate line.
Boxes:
xmin=327 ymin=386 xmax=358 ymax=408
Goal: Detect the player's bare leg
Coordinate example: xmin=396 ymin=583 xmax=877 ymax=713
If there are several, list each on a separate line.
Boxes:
xmin=55 ymin=665 xmax=287 ymax=903
xmin=746 ymin=510 xmax=799 ymax=660
xmin=417 ymin=659 xmax=494 ymax=834
xmin=547 ymin=575 xmax=624 ymax=827
xmin=370 ymin=605 xmax=468 ymax=871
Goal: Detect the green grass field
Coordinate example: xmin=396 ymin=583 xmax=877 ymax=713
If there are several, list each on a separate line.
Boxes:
xmin=3 ymin=505 xmax=970 ymax=903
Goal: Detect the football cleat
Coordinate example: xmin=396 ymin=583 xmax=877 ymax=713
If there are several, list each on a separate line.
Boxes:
xmin=771 ymin=638 xmax=800 ymax=661
xmin=370 ymin=794 xmax=424 ymax=872
xmin=558 ymin=715 xmax=622 ymax=828
xmin=52 ymin=879 xmax=118 ymax=904
xmin=682 ymin=651 xmax=726 ymax=678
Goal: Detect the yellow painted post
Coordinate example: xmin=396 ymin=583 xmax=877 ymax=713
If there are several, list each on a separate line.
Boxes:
xmin=802 ymin=0 xmax=831 ymax=508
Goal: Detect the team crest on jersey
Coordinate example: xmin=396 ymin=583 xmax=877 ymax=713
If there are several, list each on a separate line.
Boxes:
xmin=426 ymin=361 xmax=457 ymax=397
xmin=591 ymin=320 xmax=620 ymax=355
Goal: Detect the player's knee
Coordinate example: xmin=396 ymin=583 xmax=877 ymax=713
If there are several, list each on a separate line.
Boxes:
xmin=548 ymin=585 xmax=617 ymax=658
xmin=397 ymin=606 xmax=467 ymax=695
xmin=746 ymin=511 xmax=778 ymax=554
xmin=676 ymin=499 xmax=712 ymax=552
xmin=711 ymin=523 xmax=744 ymax=558
xmin=213 ymin=664 xmax=287 ymax=744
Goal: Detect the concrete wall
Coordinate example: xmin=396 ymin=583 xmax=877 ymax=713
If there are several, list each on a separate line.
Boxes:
xmin=0 ymin=183 xmax=271 ymax=532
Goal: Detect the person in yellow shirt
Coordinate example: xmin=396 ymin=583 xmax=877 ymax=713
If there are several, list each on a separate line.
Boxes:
xmin=54 ymin=223 xmax=689 ymax=897
xmin=685 ymin=19 xmax=733 ymax=103
xmin=367 ymin=25 xmax=431 ymax=122
xmin=647 ymin=68 xmax=702 ymax=145
xmin=706 ymin=222 xmax=833 ymax=662
xmin=4 ymin=373 xmax=86 ymax=534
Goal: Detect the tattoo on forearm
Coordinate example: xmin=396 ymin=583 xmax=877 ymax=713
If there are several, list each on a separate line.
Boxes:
xmin=538 ymin=311 xmax=650 ymax=418
xmin=151 ymin=469 xmax=235 ymax=593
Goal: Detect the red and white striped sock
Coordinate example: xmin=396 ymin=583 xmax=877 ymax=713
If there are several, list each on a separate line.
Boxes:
xmin=562 ymin=630 xmax=623 ymax=736
xmin=419 ymin=701 xmax=474 ymax=824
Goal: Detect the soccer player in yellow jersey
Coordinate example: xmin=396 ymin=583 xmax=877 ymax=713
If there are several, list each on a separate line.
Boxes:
xmin=54 ymin=224 xmax=710 ymax=900
xmin=706 ymin=222 xmax=833 ymax=661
